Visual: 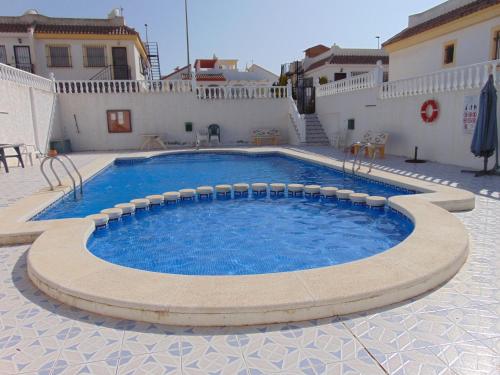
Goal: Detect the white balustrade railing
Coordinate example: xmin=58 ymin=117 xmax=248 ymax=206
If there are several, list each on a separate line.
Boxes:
xmin=196 ymin=85 xmax=288 ymax=100
xmin=54 ymin=79 xmax=288 ymax=100
xmin=0 ymin=63 xmax=54 ymax=92
xmin=288 ymin=96 xmax=306 ymax=143
xmin=54 ymin=79 xmax=192 ymax=94
xmin=316 ymin=71 xmax=377 ymax=97
xmin=379 ymin=59 xmax=500 ymax=99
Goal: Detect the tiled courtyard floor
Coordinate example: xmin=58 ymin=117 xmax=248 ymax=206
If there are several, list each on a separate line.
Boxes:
xmin=0 ymin=148 xmax=498 ymax=374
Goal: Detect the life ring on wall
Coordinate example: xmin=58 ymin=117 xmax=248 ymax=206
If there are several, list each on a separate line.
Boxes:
xmin=420 ymin=100 xmax=439 ymax=123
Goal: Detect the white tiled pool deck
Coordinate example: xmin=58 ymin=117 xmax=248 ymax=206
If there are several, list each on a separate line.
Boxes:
xmin=0 ymin=148 xmax=498 ymax=375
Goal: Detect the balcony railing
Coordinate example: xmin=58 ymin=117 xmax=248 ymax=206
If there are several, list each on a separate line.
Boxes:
xmin=0 ymin=62 xmax=53 ymax=92
xmin=316 ymin=71 xmax=378 ymax=97
xmin=379 ymin=59 xmax=500 ymax=99
xmin=54 ymin=79 xmax=289 ymax=100
xmin=15 ymin=63 xmax=34 ymax=74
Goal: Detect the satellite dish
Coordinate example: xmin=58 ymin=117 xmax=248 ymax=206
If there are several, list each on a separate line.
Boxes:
xmin=23 ymin=9 xmax=39 ymax=15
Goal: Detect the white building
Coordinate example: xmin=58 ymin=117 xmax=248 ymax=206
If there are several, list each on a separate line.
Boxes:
xmin=0 ymin=9 xmax=150 ymax=80
xmin=302 ymin=44 xmax=389 ymax=83
xmin=162 ymin=57 xmax=278 ymax=86
xmin=246 ymin=64 xmax=279 ymax=84
xmin=383 ymin=0 xmax=500 ymax=80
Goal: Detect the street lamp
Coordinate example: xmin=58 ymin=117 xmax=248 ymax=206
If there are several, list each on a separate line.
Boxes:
xmin=185 ymin=0 xmax=191 ymax=67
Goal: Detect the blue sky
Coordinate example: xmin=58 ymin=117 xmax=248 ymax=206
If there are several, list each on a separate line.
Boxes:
xmin=4 ymin=0 xmax=444 ymax=75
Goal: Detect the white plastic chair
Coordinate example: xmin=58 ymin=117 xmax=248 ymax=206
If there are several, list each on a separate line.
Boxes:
xmin=330 ymin=131 xmax=347 ymax=149
xmin=195 ymin=128 xmax=209 ymax=148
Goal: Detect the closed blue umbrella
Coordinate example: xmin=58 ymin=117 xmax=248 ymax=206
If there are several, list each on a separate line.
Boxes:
xmin=466 ymin=75 xmax=498 ymax=176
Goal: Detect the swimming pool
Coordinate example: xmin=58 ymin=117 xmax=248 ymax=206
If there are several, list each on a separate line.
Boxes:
xmin=35 ymin=152 xmax=414 ymax=220
xmin=87 ymin=197 xmax=414 ymax=275
xmin=23 ymin=149 xmax=471 ymax=325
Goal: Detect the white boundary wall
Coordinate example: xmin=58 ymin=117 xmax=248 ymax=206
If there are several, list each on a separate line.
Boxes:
xmin=0 ymin=63 xmax=56 ymax=154
xmin=316 ymin=60 xmax=500 ymax=169
xmin=54 ymin=90 xmax=290 ymax=151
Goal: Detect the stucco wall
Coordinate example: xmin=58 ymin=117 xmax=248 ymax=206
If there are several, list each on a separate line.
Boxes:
xmin=389 ymin=17 xmax=500 ymax=80
xmin=316 ymin=87 xmax=499 ymax=169
xmin=0 ymin=79 xmax=56 ymax=153
xmin=55 ymin=93 xmax=290 ymax=151
xmin=34 ymin=39 xmax=143 ymax=80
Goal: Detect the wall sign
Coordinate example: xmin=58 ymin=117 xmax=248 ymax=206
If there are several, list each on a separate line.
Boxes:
xmin=107 ymin=110 xmax=132 ymax=133
xmin=462 ymin=95 xmax=479 ymax=134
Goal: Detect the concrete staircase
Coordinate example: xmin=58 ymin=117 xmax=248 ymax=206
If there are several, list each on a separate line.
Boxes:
xmin=303 ymin=114 xmax=330 ymax=146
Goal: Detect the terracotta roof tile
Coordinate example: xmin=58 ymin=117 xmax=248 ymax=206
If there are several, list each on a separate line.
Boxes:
xmin=331 ymin=55 xmax=389 ymax=65
xmin=383 ymin=0 xmax=499 ymax=47
xmin=306 ymin=54 xmax=388 ymax=72
xmin=34 ymin=24 xmax=138 ymax=35
xmin=181 ymin=73 xmax=226 ymax=81
xmin=196 ymin=59 xmax=217 ymax=68
xmin=304 ymin=44 xmax=330 ymax=58
xmin=0 ymin=23 xmax=30 ymax=32
xmin=0 ymin=23 xmax=138 ymax=35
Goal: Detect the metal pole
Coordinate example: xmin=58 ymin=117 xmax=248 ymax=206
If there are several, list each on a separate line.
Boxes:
xmin=376 ymin=36 xmax=380 ymax=49
xmin=184 ymin=0 xmax=190 ymax=68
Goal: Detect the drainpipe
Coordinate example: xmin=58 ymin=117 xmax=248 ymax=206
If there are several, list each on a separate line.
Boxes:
xmin=27 ymin=26 xmax=36 ymax=73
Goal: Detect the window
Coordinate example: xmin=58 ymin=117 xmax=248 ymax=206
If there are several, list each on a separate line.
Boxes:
xmin=0 ymin=45 xmax=6 ymax=64
xmin=83 ymin=45 xmax=106 ymax=67
xmin=495 ymin=30 xmax=500 ymax=60
xmin=46 ymin=45 xmax=71 ymax=67
xmin=443 ymin=42 xmax=455 ymax=66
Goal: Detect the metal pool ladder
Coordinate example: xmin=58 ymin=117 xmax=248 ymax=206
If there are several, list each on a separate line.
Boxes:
xmin=342 ymin=142 xmax=377 ymax=177
xmin=40 ymin=155 xmax=83 ymax=200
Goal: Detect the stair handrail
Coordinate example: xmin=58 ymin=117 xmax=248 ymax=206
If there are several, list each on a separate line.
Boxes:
xmin=89 ymin=65 xmax=112 ymax=80
xmin=288 ymin=96 xmax=306 ymax=143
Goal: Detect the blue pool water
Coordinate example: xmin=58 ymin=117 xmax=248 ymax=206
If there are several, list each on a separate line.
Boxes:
xmin=35 ymin=152 xmax=414 ymax=220
xmin=87 ymin=197 xmax=414 ymax=275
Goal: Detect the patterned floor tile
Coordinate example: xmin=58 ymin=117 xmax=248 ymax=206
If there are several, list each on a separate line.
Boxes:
xmin=342 ymin=313 xmax=415 ymax=353
xmin=0 ymin=335 xmax=63 ymax=374
xmin=444 ymin=307 xmax=500 ymax=340
xmin=181 ymin=335 xmax=247 ymax=374
xmin=298 ymin=321 xmax=367 ymax=364
xmin=121 ymin=323 xmax=180 ymax=356
xmin=117 ymin=352 xmax=181 ymax=374
xmin=370 ymin=347 xmax=456 ymax=375
xmin=402 ymin=311 xmax=477 ymax=349
xmin=240 ymin=330 xmax=304 ymax=372
xmin=58 ymin=325 xmax=124 ymax=365
xmin=429 ymin=340 xmax=500 ymax=375
xmin=52 ymin=360 xmax=118 ymax=375
xmin=324 ymin=354 xmax=386 ymax=374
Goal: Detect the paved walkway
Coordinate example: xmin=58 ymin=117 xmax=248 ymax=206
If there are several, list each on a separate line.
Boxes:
xmin=0 ymin=149 xmax=498 ymax=374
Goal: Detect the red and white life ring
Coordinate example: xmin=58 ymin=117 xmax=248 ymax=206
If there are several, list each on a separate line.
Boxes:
xmin=420 ymin=100 xmax=439 ymax=123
